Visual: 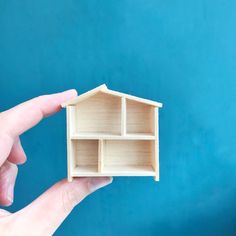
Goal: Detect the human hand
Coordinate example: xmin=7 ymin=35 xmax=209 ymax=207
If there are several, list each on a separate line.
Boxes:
xmin=0 ymin=90 xmax=112 ymax=235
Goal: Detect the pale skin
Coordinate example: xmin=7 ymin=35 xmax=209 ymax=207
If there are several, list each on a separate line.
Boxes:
xmin=0 ymin=89 xmax=112 ymax=235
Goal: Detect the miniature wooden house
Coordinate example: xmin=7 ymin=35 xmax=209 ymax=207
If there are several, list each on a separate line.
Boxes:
xmin=62 ymin=84 xmax=162 ymax=181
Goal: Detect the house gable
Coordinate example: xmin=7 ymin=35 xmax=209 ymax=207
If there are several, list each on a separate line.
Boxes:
xmin=62 ymin=84 xmax=163 ymax=108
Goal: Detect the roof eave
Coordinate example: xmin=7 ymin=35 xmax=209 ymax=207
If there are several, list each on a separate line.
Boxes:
xmin=61 ymin=84 xmax=163 ymax=108
xmin=61 ymin=84 xmax=107 ymax=107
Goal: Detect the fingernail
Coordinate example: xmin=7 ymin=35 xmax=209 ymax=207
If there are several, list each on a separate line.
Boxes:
xmin=62 ymin=89 xmax=78 ymax=98
xmin=88 ymin=177 xmax=113 ymax=192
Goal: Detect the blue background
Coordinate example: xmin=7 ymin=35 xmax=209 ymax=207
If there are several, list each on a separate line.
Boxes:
xmin=0 ymin=1 xmax=236 ymax=235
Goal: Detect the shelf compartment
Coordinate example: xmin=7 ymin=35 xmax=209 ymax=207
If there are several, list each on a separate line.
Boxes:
xmin=72 ymin=140 xmax=98 ymax=174
xmin=74 ymin=92 xmax=121 ymax=135
xmin=103 ymin=140 xmax=155 ymax=175
xmin=126 ymin=99 xmax=155 ymax=135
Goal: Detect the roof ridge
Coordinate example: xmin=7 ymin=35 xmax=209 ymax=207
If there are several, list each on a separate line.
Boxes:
xmin=61 ymin=84 xmax=163 ymax=108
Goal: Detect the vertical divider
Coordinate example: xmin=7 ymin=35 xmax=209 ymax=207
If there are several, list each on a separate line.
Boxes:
xmin=153 ymin=107 xmax=159 ymax=181
xmin=98 ymin=139 xmax=104 ymax=173
xmin=67 ymin=106 xmax=75 ymax=182
xmin=121 ymin=96 xmax=126 ymax=136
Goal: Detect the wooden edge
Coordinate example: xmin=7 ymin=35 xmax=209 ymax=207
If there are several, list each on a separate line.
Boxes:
xmin=68 ymin=176 xmax=73 ymax=182
xmin=103 ymin=89 xmax=163 ymax=108
xmin=154 ymin=108 xmax=160 ymax=181
xmin=124 ymin=93 xmax=162 ymax=108
xmin=61 ymin=84 xmax=163 ymax=108
xmin=61 ymin=84 xmax=108 ymax=107
xmin=98 ymin=140 xmax=104 ymax=172
xmin=71 ymin=133 xmax=155 ymax=140
xmin=121 ymin=96 xmax=126 ymax=136
xmin=66 ymin=107 xmax=73 ymax=182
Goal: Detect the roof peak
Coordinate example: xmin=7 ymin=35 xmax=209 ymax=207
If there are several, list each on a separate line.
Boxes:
xmin=61 ymin=84 xmax=163 ymax=108
xmin=96 ymin=84 xmax=107 ymax=90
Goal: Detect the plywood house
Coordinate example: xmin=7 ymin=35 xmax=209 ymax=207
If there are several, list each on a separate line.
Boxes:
xmin=62 ymin=84 xmax=163 ymax=181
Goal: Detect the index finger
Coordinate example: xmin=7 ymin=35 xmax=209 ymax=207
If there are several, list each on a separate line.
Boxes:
xmin=0 ymin=90 xmax=77 ymax=166
xmin=1 ymin=89 xmax=77 ymax=137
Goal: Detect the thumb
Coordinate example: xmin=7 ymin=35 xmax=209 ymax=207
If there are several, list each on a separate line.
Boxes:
xmin=14 ymin=177 xmax=112 ymax=235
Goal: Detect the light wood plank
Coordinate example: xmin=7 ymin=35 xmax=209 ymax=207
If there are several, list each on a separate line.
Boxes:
xmin=74 ymin=140 xmax=98 ymax=166
xmin=126 ymin=99 xmax=154 ymax=134
xmin=154 ymin=108 xmax=159 ymax=181
xmin=71 ymin=133 xmax=155 ymax=140
xmin=121 ymin=96 xmax=126 ymax=136
xmin=98 ymin=140 xmax=104 ymax=172
xmin=102 ymin=88 xmax=162 ymax=107
xmin=103 ymin=140 xmax=153 ymax=166
xmin=73 ymin=165 xmax=155 ymax=176
xmin=66 ymin=106 xmax=76 ymax=182
xmin=72 ymin=165 xmax=97 ymax=174
xmin=62 ymin=84 xmax=163 ymax=108
xmin=62 ymin=84 xmax=107 ymax=107
xmin=75 ymin=92 xmax=121 ymax=134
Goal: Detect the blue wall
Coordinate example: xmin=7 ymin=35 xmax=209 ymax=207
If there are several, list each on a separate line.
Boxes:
xmin=0 ymin=1 xmax=236 ymax=235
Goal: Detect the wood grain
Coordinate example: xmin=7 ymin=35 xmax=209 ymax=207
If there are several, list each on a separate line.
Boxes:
xmin=64 ymin=85 xmax=162 ymax=181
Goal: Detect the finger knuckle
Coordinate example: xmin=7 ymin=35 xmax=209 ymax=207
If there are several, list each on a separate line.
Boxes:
xmin=7 ymin=161 xmax=18 ymax=173
xmin=0 ymin=161 xmax=17 ymax=174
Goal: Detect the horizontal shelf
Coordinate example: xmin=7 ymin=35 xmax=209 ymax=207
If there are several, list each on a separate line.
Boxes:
xmin=73 ymin=165 xmax=98 ymax=174
xmin=103 ymin=165 xmax=155 ymax=176
xmin=71 ymin=133 xmax=155 ymax=140
xmin=72 ymin=165 xmax=155 ymax=176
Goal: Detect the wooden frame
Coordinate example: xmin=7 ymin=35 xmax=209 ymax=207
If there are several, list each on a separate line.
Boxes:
xmin=62 ymin=84 xmax=162 ymax=181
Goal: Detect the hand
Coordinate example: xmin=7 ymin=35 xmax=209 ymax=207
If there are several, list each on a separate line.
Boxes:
xmin=0 ymin=90 xmax=112 ymax=235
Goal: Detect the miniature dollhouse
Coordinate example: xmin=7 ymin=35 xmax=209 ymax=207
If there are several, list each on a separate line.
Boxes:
xmin=62 ymin=84 xmax=162 ymax=181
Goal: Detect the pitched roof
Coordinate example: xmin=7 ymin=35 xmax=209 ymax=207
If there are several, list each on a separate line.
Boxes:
xmin=61 ymin=84 xmax=163 ymax=108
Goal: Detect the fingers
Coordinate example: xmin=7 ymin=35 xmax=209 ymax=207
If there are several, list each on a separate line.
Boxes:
xmin=7 ymin=137 xmax=26 ymax=165
xmin=0 ymin=161 xmax=18 ymax=206
xmin=0 ymin=209 xmax=11 ymax=217
xmin=1 ymin=89 xmax=77 ymax=138
xmin=16 ymin=177 xmax=112 ymax=235
xmin=0 ymin=133 xmax=14 ymax=167
xmin=0 ymin=89 xmax=77 ymax=165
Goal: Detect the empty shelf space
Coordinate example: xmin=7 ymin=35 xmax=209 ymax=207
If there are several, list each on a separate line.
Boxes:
xmin=103 ymin=140 xmax=155 ymax=172
xmin=71 ymin=133 xmax=155 ymax=140
xmin=72 ymin=140 xmax=98 ymax=172
xmin=70 ymin=138 xmax=156 ymax=177
xmin=126 ymin=99 xmax=155 ymax=135
xmin=72 ymin=92 xmax=121 ymax=135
